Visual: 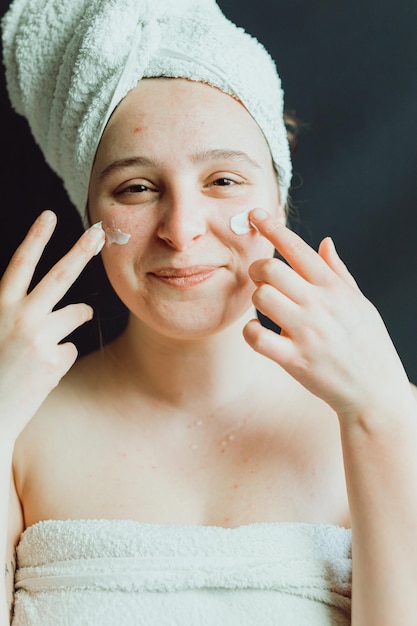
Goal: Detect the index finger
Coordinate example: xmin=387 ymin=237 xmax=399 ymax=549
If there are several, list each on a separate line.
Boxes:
xmin=30 ymin=222 xmax=105 ymax=312
xmin=249 ymin=208 xmax=330 ymax=284
xmin=0 ymin=210 xmax=58 ymax=301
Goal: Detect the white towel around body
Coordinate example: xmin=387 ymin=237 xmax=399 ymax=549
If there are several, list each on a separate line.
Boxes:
xmin=12 ymin=519 xmax=351 ymax=625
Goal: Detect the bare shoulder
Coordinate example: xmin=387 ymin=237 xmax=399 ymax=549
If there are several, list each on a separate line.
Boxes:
xmin=20 ymin=346 xmax=105 ymax=419
xmin=13 ymin=348 xmax=105 ymax=485
xmin=12 ymin=348 xmax=113 ymax=527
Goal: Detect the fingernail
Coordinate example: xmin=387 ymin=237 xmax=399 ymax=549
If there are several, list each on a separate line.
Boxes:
xmin=39 ymin=209 xmax=56 ymax=224
xmin=87 ymin=221 xmax=105 ymax=255
xmin=326 ymin=236 xmax=336 ymax=251
xmin=250 ymin=208 xmax=268 ymax=221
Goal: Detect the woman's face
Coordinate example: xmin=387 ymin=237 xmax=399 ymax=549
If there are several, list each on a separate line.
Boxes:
xmin=88 ymin=78 xmax=285 ymax=339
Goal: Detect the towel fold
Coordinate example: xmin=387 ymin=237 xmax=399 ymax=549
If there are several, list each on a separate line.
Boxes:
xmin=12 ymin=519 xmax=351 ymax=625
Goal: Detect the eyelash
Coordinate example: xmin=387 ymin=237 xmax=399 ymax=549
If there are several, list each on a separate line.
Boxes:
xmin=210 ymin=177 xmax=237 ymax=187
xmin=116 ymin=184 xmax=151 ymax=195
xmin=116 ymin=176 xmax=241 ymax=195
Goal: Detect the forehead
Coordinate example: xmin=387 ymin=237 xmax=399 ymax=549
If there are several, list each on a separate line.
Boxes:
xmin=98 ymin=78 xmax=273 ymax=162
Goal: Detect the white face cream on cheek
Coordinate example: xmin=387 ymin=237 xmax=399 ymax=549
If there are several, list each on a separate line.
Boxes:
xmin=230 ymin=208 xmax=253 ymax=235
xmin=103 ymin=222 xmax=132 ymax=246
xmin=90 ymin=221 xmax=131 ymax=253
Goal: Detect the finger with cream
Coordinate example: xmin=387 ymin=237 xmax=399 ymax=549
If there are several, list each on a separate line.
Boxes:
xmin=92 ymin=221 xmax=132 ymax=250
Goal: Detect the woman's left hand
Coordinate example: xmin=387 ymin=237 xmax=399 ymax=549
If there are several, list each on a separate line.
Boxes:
xmin=243 ymin=209 xmax=412 ymax=421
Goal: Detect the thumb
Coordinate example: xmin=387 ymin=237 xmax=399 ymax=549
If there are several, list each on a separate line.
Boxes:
xmin=318 ymin=237 xmax=359 ymax=289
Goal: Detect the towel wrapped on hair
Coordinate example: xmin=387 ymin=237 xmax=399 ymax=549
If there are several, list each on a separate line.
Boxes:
xmin=2 ymin=0 xmax=292 ymax=226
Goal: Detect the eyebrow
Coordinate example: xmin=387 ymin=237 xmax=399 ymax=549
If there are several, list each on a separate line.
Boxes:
xmin=98 ymin=149 xmax=261 ymax=181
xmin=190 ymin=149 xmax=261 ymax=170
xmin=98 ymin=156 xmax=158 ymax=182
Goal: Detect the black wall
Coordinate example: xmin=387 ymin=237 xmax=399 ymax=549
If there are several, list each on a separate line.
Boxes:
xmin=1 ymin=1 xmax=417 ymax=380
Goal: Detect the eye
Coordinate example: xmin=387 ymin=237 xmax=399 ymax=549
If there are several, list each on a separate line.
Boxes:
xmin=205 ymin=174 xmax=245 ymax=196
xmin=113 ymin=179 xmax=159 ymax=205
xmin=116 ymin=183 xmax=150 ymax=195
xmin=211 ymin=177 xmax=236 ymax=187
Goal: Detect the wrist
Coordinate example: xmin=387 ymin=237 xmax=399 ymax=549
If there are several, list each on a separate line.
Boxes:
xmin=338 ymin=391 xmax=417 ymax=436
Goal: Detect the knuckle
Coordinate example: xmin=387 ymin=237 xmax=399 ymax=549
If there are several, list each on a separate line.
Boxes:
xmin=287 ymin=238 xmax=305 ymax=257
xmin=10 ymin=313 xmax=34 ymax=342
xmin=290 ymin=353 xmax=311 ymax=377
xmin=264 ymin=222 xmax=282 ymax=238
xmin=253 ymin=283 xmax=274 ymax=308
xmin=251 ymin=258 xmax=281 ymax=284
xmin=31 ymin=332 xmax=51 ymax=359
xmin=7 ymin=252 xmax=30 ymax=273
xmin=48 ymin=265 xmax=71 ymax=286
xmin=263 ymin=257 xmax=278 ymax=278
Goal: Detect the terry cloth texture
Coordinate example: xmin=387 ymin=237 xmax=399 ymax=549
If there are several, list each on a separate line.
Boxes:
xmin=13 ymin=519 xmax=351 ymax=625
xmin=2 ymin=0 xmax=292 ymax=227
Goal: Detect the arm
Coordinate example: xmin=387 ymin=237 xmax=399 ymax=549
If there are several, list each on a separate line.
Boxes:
xmin=340 ymin=387 xmax=417 ymax=625
xmin=244 ymin=208 xmax=417 ymax=625
xmin=0 ymin=211 xmax=105 ymax=623
xmin=1 ymin=448 xmax=16 ymax=626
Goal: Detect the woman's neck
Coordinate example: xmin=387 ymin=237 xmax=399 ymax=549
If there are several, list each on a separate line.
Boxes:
xmin=103 ymin=307 xmax=281 ymax=414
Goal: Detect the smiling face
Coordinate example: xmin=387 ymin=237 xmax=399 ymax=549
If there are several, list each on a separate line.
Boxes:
xmin=88 ymin=78 xmax=285 ymax=339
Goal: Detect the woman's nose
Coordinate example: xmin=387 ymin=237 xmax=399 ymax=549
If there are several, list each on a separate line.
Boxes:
xmin=156 ymin=191 xmax=207 ymax=251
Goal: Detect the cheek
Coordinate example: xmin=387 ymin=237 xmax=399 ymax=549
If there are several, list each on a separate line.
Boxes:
xmin=97 ymin=205 xmax=156 ymax=250
xmin=235 ymin=232 xmax=276 ymax=264
xmin=230 ymin=235 xmax=275 ymax=295
xmin=98 ymin=214 xmax=153 ymax=280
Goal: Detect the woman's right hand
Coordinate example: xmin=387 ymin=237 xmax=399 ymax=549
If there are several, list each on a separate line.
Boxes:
xmin=0 ymin=210 xmax=105 ymax=443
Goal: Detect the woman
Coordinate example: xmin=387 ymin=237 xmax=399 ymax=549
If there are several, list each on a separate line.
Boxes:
xmin=2 ymin=0 xmax=417 ymax=624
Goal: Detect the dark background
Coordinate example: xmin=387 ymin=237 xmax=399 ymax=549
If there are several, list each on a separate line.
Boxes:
xmin=1 ymin=0 xmax=417 ymax=380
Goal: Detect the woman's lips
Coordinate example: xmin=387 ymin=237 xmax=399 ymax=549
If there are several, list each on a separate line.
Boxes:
xmin=150 ymin=266 xmax=219 ymax=288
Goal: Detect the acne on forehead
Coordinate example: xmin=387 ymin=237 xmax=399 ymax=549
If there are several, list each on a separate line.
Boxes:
xmin=108 ymin=78 xmax=270 ymax=138
xmin=93 ymin=79 xmax=279 ymax=194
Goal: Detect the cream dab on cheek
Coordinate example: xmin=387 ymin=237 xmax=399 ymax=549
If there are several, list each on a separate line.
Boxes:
xmin=90 ymin=221 xmax=131 ymax=252
xmin=105 ymin=227 xmax=131 ymax=245
xmin=230 ymin=208 xmax=255 ymax=235
xmin=102 ymin=221 xmax=132 ymax=246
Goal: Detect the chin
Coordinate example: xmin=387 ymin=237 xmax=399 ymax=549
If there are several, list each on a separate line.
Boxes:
xmin=131 ymin=301 xmax=253 ymax=341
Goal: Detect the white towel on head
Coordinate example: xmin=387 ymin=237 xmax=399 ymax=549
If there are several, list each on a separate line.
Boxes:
xmin=12 ymin=519 xmax=351 ymax=625
xmin=2 ymin=0 xmax=292 ymax=226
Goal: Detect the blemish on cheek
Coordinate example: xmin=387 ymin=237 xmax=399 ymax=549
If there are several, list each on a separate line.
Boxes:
xmin=133 ymin=126 xmax=143 ymax=133
xmin=103 ymin=221 xmax=132 ymax=246
xmin=230 ymin=208 xmax=254 ymax=235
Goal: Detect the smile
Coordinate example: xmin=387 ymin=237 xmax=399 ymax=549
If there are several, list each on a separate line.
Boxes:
xmin=150 ymin=266 xmax=219 ymax=289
